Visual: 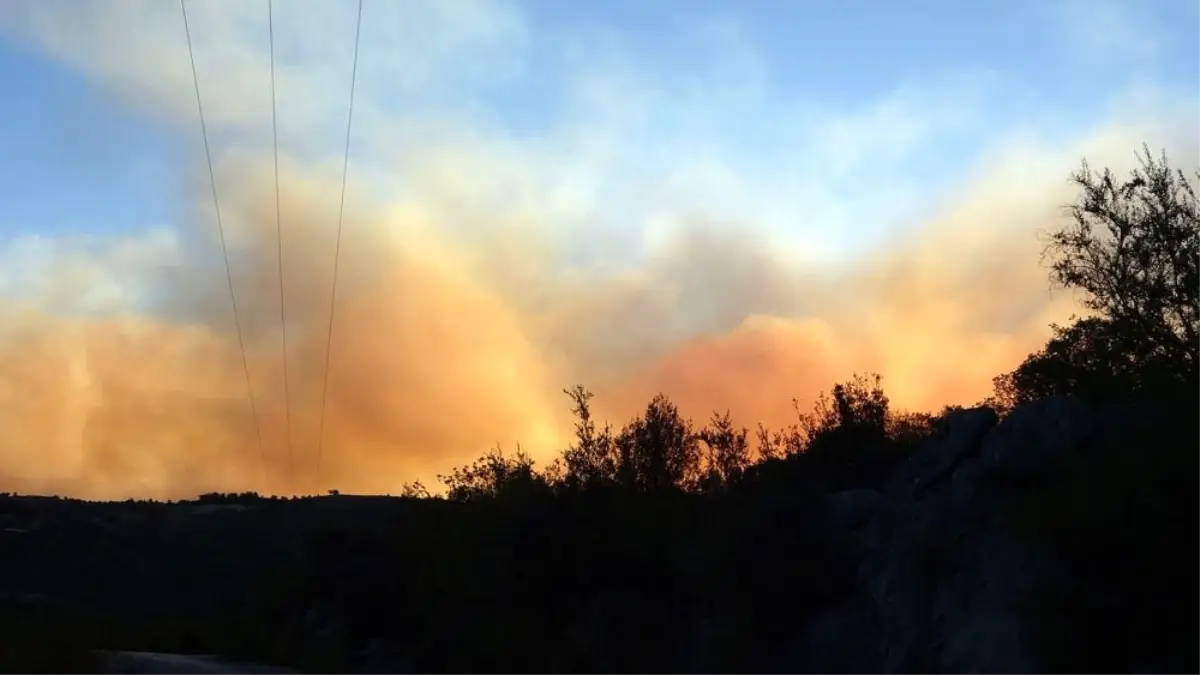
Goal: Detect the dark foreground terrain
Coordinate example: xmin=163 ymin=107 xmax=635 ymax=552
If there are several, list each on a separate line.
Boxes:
xmin=0 ymin=390 xmax=1195 ymax=674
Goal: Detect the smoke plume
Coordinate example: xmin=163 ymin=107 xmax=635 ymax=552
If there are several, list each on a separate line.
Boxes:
xmin=0 ymin=1 xmax=1194 ymax=499
xmin=1 ymin=120 xmax=1192 ymax=501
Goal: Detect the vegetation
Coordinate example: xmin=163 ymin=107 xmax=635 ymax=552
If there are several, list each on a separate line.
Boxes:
xmin=1 ymin=147 xmax=1195 ymax=673
xmin=992 ymin=147 xmax=1199 ymax=409
xmin=991 ymin=147 xmax=1199 ymax=672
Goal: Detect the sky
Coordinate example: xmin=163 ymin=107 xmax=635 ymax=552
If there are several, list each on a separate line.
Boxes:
xmin=0 ymin=0 xmax=1195 ymax=499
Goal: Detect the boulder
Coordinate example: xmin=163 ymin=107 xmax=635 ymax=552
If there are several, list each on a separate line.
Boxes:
xmin=809 ymin=398 xmax=1096 ymax=672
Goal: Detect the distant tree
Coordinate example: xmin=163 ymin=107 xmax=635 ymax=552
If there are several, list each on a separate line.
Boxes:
xmin=796 ymin=374 xmax=898 ymax=490
xmin=437 ymin=445 xmax=546 ymax=502
xmin=753 ymin=374 xmax=904 ymax=470
xmin=614 ymin=394 xmax=700 ymax=493
xmin=398 ymin=481 xmax=431 ymax=499
xmin=558 ymin=385 xmax=620 ymax=490
xmin=887 ymin=409 xmax=939 ymax=447
xmin=755 ymin=409 xmax=806 ymax=461
xmin=815 ymin=373 xmax=890 ymax=439
xmin=697 ymin=410 xmax=752 ymax=491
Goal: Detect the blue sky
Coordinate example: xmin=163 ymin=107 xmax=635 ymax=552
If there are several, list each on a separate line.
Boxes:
xmin=0 ymin=43 xmax=181 ymax=238
xmin=0 ymin=0 xmax=1195 ymax=322
xmin=1 ymin=0 xmax=1194 ymax=251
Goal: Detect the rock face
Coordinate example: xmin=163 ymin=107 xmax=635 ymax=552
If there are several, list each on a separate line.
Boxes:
xmin=807 ymin=395 xmax=1098 ymax=673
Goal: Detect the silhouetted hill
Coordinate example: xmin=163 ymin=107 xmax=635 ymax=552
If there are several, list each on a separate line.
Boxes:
xmin=1 ymin=388 xmax=1195 ymax=673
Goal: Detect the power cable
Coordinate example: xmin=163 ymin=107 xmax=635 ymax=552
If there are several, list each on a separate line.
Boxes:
xmin=315 ymin=0 xmax=364 ymax=488
xmin=180 ymin=0 xmax=268 ymax=482
xmin=267 ymin=0 xmax=296 ymax=487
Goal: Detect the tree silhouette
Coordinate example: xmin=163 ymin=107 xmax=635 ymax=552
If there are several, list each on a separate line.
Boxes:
xmin=558 ymin=385 xmax=620 ymax=490
xmin=794 ymin=373 xmax=921 ymax=491
xmin=613 ymin=394 xmax=701 ymax=493
xmin=437 ymin=444 xmax=547 ymax=502
xmin=997 ymin=147 xmax=1199 ymax=405
xmin=696 ymin=411 xmax=751 ymax=492
xmin=992 ymin=316 xmax=1149 ymax=408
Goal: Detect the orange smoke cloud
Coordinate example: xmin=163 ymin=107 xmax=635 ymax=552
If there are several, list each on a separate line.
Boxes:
xmin=0 ymin=134 xmax=1181 ymax=501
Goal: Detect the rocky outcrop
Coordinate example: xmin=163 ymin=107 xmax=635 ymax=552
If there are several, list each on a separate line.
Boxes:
xmin=807 ymin=395 xmax=1098 ymax=673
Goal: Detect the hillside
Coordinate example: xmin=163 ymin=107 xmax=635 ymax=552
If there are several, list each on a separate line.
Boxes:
xmin=2 ymin=389 xmax=1195 ymax=673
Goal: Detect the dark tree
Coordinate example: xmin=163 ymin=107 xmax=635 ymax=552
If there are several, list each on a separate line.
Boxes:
xmin=790 ymin=373 xmax=891 ymax=448
xmin=991 ymin=316 xmax=1160 ymax=408
xmin=1045 ymin=147 xmax=1198 ymax=362
xmin=696 ymin=410 xmax=752 ymax=491
xmin=796 ymin=373 xmax=910 ymax=491
xmin=558 ymin=385 xmax=620 ymax=490
xmin=997 ymin=147 xmax=1199 ymax=405
xmin=437 ymin=444 xmax=546 ymax=502
xmin=745 ymin=374 xmax=929 ymax=494
xmin=614 ymin=394 xmax=701 ymax=492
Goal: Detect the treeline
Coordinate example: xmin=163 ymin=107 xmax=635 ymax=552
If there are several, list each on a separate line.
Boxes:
xmin=432 ymin=374 xmax=946 ymax=503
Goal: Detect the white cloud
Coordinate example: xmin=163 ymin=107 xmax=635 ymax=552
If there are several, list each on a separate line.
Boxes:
xmin=0 ymin=229 xmax=182 ymax=315
xmin=0 ymin=0 xmax=528 ymax=150
xmin=1 ymin=0 xmax=1195 ymax=306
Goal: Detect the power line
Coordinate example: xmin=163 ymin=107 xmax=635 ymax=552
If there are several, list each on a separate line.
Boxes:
xmin=267 ymin=0 xmax=295 ymax=487
xmin=315 ymin=0 xmax=364 ymax=488
xmin=180 ymin=0 xmax=268 ymax=481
